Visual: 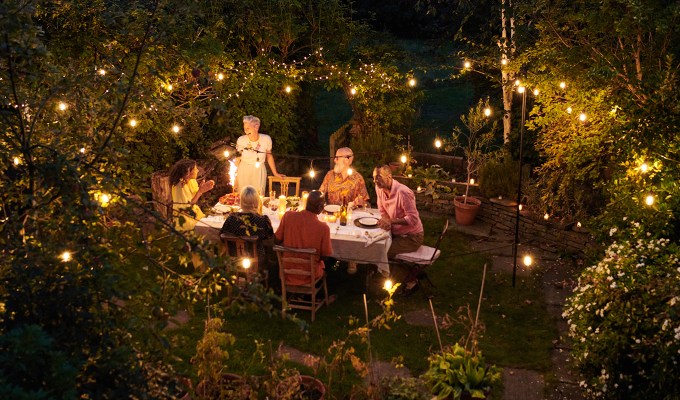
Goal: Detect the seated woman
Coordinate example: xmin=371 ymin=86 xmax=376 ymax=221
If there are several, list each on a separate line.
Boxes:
xmin=170 ymin=159 xmax=215 ymax=231
xmin=220 ymin=186 xmax=274 ymax=267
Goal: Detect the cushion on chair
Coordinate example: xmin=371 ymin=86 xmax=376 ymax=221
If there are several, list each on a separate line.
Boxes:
xmin=395 ymin=245 xmax=440 ymax=264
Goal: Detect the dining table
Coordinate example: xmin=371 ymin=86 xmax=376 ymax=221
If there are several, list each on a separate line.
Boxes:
xmin=194 ymin=202 xmax=393 ymax=275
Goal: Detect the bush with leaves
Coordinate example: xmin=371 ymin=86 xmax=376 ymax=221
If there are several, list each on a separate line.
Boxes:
xmin=563 ymin=222 xmax=680 ymax=399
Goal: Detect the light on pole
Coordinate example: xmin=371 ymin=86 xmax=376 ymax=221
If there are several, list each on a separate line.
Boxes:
xmin=512 ymin=85 xmax=529 ymax=287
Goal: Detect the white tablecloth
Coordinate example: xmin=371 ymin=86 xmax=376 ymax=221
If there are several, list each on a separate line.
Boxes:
xmin=195 ymin=207 xmax=392 ymax=274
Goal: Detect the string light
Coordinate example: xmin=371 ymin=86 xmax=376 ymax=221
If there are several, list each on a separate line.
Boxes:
xmin=577 ymin=221 xmax=582 ymax=228
xmin=217 ymin=73 xmax=224 ymax=81
xmin=463 ymin=61 xmax=471 ymax=69
xmin=285 ymin=85 xmax=292 ymax=93
xmin=350 ymin=87 xmax=357 ymax=95
xmin=579 ymin=113 xmax=587 ymax=122
xmin=523 ymin=255 xmax=533 ymax=267
xmin=559 ymin=81 xmax=566 ymax=89
xmin=255 ymin=161 xmax=261 ymax=168
xmin=384 ymin=279 xmax=393 ymax=291
xmin=98 ymin=69 xmax=106 ymax=76
xmin=13 ymin=157 xmax=20 ymax=165
xmin=242 ymin=258 xmax=251 ymax=269
xmin=223 ymin=150 xmax=230 ymax=158
xmin=100 ymin=193 xmax=111 ymax=206
xmin=166 ymin=84 xmax=173 ymax=91
xmin=172 ymin=125 xmax=180 ymax=133
xmin=129 ymin=119 xmax=137 ymax=127
xmin=407 ymin=174 xmax=412 ymax=178
xmin=469 ymin=178 xmax=475 ymax=185
xmin=408 ymin=78 xmax=416 ymax=87
xmin=533 ymin=88 xmax=539 ymax=96
xmin=518 ymin=86 xmax=526 ymax=94
xmin=484 ymin=107 xmax=491 ymax=117
xmin=501 ymin=58 xmax=508 ymax=65
xmin=347 ymin=168 xmax=353 ymax=176
xmin=58 ymin=102 xmax=68 ymax=111
xmin=434 ymin=139 xmax=442 ymax=148
xmin=400 ymin=155 xmax=407 ymax=163
xmin=645 ymin=193 xmax=655 ymax=206
xmin=518 ymin=204 xmax=523 ymax=211
xmin=566 ymin=107 xmax=573 ymax=114
xmin=309 ymin=169 xmax=315 ymax=178
xmin=60 ymin=251 xmax=72 ymax=262
xmin=543 ymin=213 xmax=550 ymax=220
xmin=79 ymin=147 xmax=86 ymax=154
xmin=514 ymin=79 xmax=521 ymax=86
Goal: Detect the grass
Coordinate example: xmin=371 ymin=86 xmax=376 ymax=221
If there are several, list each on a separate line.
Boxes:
xmin=158 ymin=215 xmax=557 ymax=398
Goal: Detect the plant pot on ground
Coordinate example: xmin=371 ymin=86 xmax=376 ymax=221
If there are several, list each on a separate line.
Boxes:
xmin=454 ymin=196 xmax=482 ymax=226
xmin=276 ymin=373 xmax=326 ymax=400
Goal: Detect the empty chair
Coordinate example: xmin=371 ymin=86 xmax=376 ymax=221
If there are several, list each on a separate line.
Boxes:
xmin=395 ymin=219 xmax=449 ymax=292
xmin=273 ymin=245 xmax=329 ymax=322
xmin=268 ymin=176 xmax=302 ymax=198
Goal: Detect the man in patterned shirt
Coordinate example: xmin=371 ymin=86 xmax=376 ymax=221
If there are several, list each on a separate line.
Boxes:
xmin=319 ymin=147 xmax=369 ymax=206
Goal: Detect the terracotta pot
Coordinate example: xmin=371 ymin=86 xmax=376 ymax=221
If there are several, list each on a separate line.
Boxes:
xmin=195 ymin=373 xmax=250 ymax=399
xmin=453 ymin=196 xmax=482 ymax=226
xmin=276 ymin=375 xmax=326 ymax=400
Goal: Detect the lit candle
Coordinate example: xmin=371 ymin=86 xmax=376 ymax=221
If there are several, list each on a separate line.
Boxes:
xmin=301 ymin=191 xmax=309 ymax=209
xmin=279 ymin=195 xmax=287 ymax=211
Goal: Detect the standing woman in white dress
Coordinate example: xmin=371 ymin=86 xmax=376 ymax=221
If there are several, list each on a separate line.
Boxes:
xmin=235 ymin=115 xmax=284 ymax=194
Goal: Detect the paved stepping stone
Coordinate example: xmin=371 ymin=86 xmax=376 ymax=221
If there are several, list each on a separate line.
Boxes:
xmin=502 ymin=368 xmax=544 ymax=400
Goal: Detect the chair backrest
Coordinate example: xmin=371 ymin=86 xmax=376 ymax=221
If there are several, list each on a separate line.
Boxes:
xmin=429 ymin=219 xmax=449 ymax=262
xmin=273 ymin=245 xmax=319 ymax=285
xmin=268 ymin=176 xmax=302 ymax=198
xmin=220 ymin=233 xmax=260 ymax=272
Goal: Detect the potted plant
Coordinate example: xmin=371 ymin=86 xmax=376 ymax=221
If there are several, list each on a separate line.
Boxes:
xmin=423 ymin=343 xmax=501 ymax=400
xmin=274 ymin=369 xmax=326 ymax=400
xmin=446 ymin=99 xmax=499 ymax=225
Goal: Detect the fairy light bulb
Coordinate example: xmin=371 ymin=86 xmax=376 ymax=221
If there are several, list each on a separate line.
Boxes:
xmin=579 ymin=113 xmax=587 ymax=122
xmin=544 ymin=213 xmax=550 ymax=220
xmin=255 ymin=161 xmax=261 ymax=168
xmin=79 ymin=147 xmax=86 ymax=154
xmin=13 ymin=157 xmax=20 ymax=165
xmin=469 ymin=178 xmax=475 ymax=185
xmin=400 ymin=155 xmax=407 ymax=163
xmin=166 ymin=84 xmax=173 ymax=91
xmin=464 ymin=61 xmax=471 ymax=69
xmin=533 ymin=88 xmax=539 ymax=96
xmin=566 ymin=107 xmax=573 ymax=114
xmin=58 ymin=102 xmax=67 ymax=111
xmin=223 ymin=150 xmax=230 ymax=158
xmin=408 ymin=78 xmax=416 ymax=87
xmin=60 ymin=251 xmax=72 ymax=262
xmin=129 ymin=119 xmax=137 ymax=127
xmin=501 ymin=58 xmax=508 ymax=65
xmin=518 ymin=86 xmax=526 ymax=94
xmin=309 ymin=169 xmax=315 ymax=178
xmin=559 ymin=81 xmax=566 ymax=89
xmin=384 ymin=279 xmax=393 ymax=291
xmin=285 ymin=85 xmax=292 ymax=93
xmin=350 ymin=87 xmax=357 ymax=95
xmin=100 ymin=193 xmax=110 ymax=206
xmin=242 ymin=258 xmax=251 ymax=269
xmin=577 ymin=221 xmax=582 ymax=228
xmin=514 ymin=79 xmax=521 ymax=86
xmin=347 ymin=168 xmax=353 ymax=176
xmin=518 ymin=204 xmax=523 ymax=211
xmin=640 ymin=162 xmax=648 ymax=173
xmin=434 ymin=139 xmax=442 ymax=148
xmin=484 ymin=108 xmax=491 ymax=117
xmin=172 ymin=125 xmax=180 ymax=133
xmin=645 ymin=194 xmax=655 ymax=206
xmin=523 ymin=255 xmax=533 ymax=267
xmin=217 ymin=73 xmax=224 ymax=81
xmin=98 ymin=69 xmax=106 ymax=76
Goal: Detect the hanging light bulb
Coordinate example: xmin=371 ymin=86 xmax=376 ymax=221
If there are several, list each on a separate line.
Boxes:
xmin=166 ymin=84 xmax=173 ymax=91
xmin=484 ymin=108 xmax=491 ymax=117
xmin=523 ymin=255 xmax=533 ymax=267
xmin=217 ymin=73 xmax=224 ymax=81
xmin=469 ymin=178 xmax=475 ymax=185
xmin=347 ymin=168 xmax=353 ymax=176
xmin=463 ymin=61 xmax=471 ymax=69
xmin=60 ymin=251 xmax=72 ymax=262
xmin=533 ymin=88 xmax=539 ymax=96
xmin=501 ymin=58 xmax=508 ymax=65
xmin=559 ymin=81 xmax=566 ymax=89
xmin=285 ymin=85 xmax=292 ymax=93
xmin=129 ymin=119 xmax=137 ymax=127
xmin=577 ymin=221 xmax=582 ymax=228
xmin=309 ymin=169 xmax=315 ymax=178
xmin=543 ymin=213 xmax=550 ymax=220
xmin=350 ymin=87 xmax=357 ymax=95
xmin=58 ymin=102 xmax=67 ymax=111
xmin=434 ymin=139 xmax=442 ymax=148
xmin=100 ymin=193 xmax=111 ymax=207
xmin=518 ymin=86 xmax=526 ymax=94
xmin=566 ymin=107 xmax=573 ymax=114
xmin=13 ymin=157 xmax=20 ymax=165
xmin=400 ymin=155 xmax=407 ymax=163
xmin=98 ymin=69 xmax=106 ymax=76
xmin=579 ymin=113 xmax=587 ymax=122
xmin=408 ymin=78 xmax=416 ymax=87
xmin=255 ymin=161 xmax=261 ymax=168
xmin=645 ymin=193 xmax=655 ymax=206
xmin=242 ymin=258 xmax=251 ymax=269
xmin=514 ymin=79 xmax=521 ymax=86
xmin=172 ymin=125 xmax=180 ymax=133
xmin=223 ymin=150 xmax=230 ymax=158
xmin=640 ymin=162 xmax=648 ymax=173
xmin=518 ymin=204 xmax=523 ymax=211
xmin=79 ymin=147 xmax=86 ymax=154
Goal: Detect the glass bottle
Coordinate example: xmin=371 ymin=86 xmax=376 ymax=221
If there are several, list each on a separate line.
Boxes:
xmin=339 ymin=197 xmax=348 ymax=226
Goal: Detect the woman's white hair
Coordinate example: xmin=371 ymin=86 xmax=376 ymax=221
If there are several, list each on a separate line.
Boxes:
xmin=239 ymin=185 xmax=260 ymax=213
xmin=243 ymin=115 xmax=260 ymax=126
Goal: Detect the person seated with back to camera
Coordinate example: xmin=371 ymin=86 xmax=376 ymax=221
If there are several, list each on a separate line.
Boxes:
xmin=275 ymin=190 xmax=337 ymax=301
xmin=319 ymin=147 xmax=369 ymax=206
xmin=169 ymin=159 xmax=215 ymax=232
xmin=220 ymin=185 xmax=274 ymax=267
xmin=373 ymin=164 xmax=424 ymax=295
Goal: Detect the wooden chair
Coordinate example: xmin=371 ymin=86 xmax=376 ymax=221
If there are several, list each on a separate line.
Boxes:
xmin=273 ymin=245 xmax=329 ymax=322
xmin=268 ymin=176 xmax=302 ymax=198
xmin=395 ymin=219 xmax=449 ymax=292
xmin=219 ymin=233 xmax=266 ymax=286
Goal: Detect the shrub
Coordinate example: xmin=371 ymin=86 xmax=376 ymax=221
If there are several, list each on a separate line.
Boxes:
xmin=563 ymin=223 xmax=680 ymax=399
xmin=478 ymin=151 xmax=519 ymax=199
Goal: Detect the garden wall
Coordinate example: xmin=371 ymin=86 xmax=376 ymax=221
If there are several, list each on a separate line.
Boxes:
xmin=413 ymin=190 xmax=595 ymax=256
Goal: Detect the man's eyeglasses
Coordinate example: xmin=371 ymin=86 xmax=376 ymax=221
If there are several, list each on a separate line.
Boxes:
xmin=333 ymin=155 xmax=353 ymax=160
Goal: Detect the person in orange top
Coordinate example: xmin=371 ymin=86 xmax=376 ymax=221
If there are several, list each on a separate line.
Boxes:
xmin=275 ymin=190 xmax=333 ymax=286
xmin=319 ymin=147 xmax=369 ymax=206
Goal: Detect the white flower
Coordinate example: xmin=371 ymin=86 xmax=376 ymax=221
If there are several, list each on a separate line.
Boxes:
xmin=609 ymin=227 xmax=618 ymax=236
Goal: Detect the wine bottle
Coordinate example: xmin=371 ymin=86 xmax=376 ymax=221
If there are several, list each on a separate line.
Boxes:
xmin=339 ymin=196 xmax=348 ymax=226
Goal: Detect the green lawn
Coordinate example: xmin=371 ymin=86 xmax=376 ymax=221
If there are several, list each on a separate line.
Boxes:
xmin=162 ymin=215 xmax=557 ymax=396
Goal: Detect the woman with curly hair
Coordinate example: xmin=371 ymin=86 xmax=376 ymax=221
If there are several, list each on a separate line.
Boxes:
xmin=169 ymin=159 xmax=214 ymax=231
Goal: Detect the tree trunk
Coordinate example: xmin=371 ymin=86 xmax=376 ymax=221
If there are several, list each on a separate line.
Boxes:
xmin=500 ymin=0 xmax=516 ymax=144
xmin=151 ymin=171 xmax=172 ymax=220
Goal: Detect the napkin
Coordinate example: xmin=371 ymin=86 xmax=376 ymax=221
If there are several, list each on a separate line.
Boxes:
xmin=364 ymin=230 xmax=390 ymax=247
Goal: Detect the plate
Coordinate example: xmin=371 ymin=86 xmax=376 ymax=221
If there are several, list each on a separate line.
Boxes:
xmin=324 ymin=204 xmax=341 ymax=213
xmin=357 ymin=217 xmax=379 ymax=226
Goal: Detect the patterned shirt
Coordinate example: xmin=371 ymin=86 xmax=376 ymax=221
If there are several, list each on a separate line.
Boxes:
xmin=319 ymin=170 xmax=369 ymax=205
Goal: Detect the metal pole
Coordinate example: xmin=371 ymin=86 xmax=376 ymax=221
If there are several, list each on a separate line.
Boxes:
xmin=512 ymin=89 xmax=527 ymax=288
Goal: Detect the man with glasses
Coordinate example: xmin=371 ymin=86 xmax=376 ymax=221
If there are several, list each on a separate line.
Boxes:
xmin=373 ymin=165 xmax=424 ymax=295
xmin=319 ymin=147 xmax=369 ymax=206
